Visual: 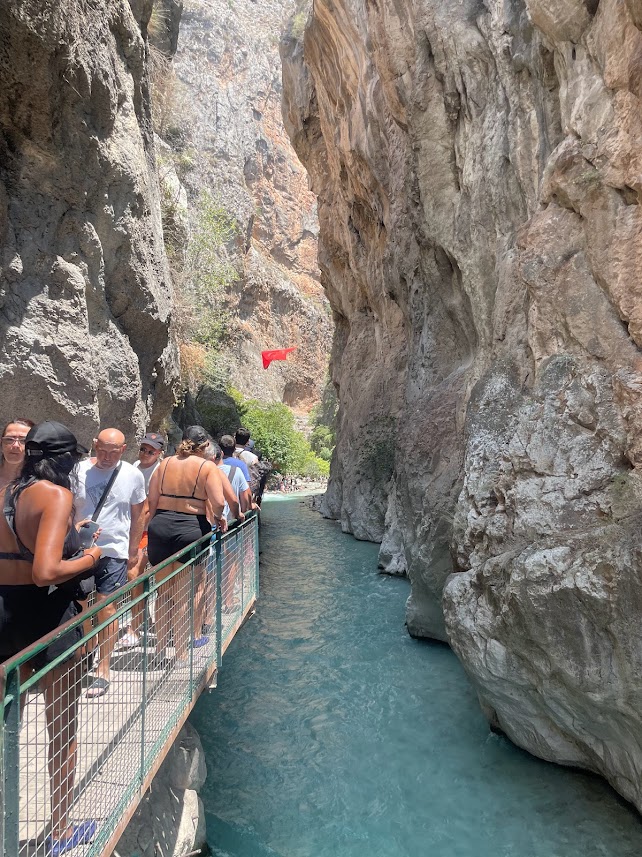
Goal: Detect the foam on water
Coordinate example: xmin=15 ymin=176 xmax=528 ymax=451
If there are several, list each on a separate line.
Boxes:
xmin=191 ymin=497 xmax=642 ymax=856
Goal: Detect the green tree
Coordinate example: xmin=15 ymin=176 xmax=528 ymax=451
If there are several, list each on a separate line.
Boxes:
xmin=231 ymin=393 xmax=329 ymax=477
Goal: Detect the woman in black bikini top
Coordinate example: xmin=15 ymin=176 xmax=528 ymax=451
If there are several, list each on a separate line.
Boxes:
xmin=157 ymin=455 xmax=209 ymax=504
xmin=147 ymin=425 xmax=226 ymax=664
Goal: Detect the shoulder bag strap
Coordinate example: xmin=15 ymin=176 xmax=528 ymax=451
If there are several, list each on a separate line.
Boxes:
xmin=91 ymin=462 xmax=122 ymax=522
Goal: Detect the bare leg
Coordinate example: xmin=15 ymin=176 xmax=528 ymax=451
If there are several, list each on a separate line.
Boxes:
xmin=224 ymin=551 xmax=239 ymax=611
xmin=43 ymin=658 xmax=84 ymax=839
xmin=93 ymin=595 xmax=118 ymax=682
xmin=193 ymin=560 xmax=208 ymax=639
xmin=124 ymin=549 xmax=147 ymax=640
xmin=154 ymin=562 xmax=179 ymax=656
xmin=171 ymin=566 xmax=190 ymax=660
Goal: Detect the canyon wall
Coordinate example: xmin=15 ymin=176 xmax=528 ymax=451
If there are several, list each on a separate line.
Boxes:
xmin=170 ymin=0 xmax=331 ymax=413
xmin=283 ymin=0 xmax=642 ymax=810
xmin=0 ymin=1 xmax=178 ymax=445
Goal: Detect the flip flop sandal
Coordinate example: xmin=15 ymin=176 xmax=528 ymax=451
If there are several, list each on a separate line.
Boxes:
xmin=192 ymin=636 xmax=210 ymax=648
xmin=85 ymin=677 xmax=110 ymax=699
xmin=45 ymin=819 xmax=97 ymax=856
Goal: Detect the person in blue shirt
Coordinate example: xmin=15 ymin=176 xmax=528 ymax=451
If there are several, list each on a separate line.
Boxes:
xmin=218 ymin=435 xmax=251 ymax=481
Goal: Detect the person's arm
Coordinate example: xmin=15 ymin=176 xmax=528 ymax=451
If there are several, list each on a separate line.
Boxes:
xmin=29 ymin=485 xmax=101 ymax=586
xmin=235 ymin=472 xmax=251 ymax=514
xmin=204 ymin=463 xmax=226 ymax=527
xmin=128 ymin=501 xmax=146 ymax=569
xmin=147 ymin=464 xmax=162 ymax=519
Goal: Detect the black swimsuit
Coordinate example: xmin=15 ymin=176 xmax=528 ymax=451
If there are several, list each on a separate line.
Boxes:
xmin=0 ymin=482 xmax=93 ymax=669
xmin=147 ymin=459 xmax=212 ymax=567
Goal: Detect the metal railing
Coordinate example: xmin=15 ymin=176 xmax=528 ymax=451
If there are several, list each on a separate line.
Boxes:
xmin=0 ymin=513 xmax=259 ymax=857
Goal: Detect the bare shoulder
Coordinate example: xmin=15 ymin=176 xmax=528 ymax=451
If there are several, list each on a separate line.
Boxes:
xmin=23 ymin=481 xmax=72 ymax=510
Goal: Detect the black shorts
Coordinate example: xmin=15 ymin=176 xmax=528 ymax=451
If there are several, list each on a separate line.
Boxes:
xmin=147 ymin=510 xmax=211 ymax=566
xmin=0 ymin=585 xmax=82 ymax=671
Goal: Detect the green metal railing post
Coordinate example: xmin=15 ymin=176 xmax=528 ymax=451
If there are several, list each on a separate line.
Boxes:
xmin=254 ymin=514 xmax=260 ymax=597
xmin=3 ymin=666 xmax=21 ymax=855
xmin=140 ymin=574 xmax=151 ymax=788
xmin=240 ymin=527 xmax=245 ymax=611
xmin=215 ymin=532 xmax=223 ymax=668
xmin=188 ymin=546 xmax=196 ymax=699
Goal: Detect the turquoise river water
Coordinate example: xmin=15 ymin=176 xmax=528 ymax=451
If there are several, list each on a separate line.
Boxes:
xmin=191 ymin=496 xmax=642 ymax=857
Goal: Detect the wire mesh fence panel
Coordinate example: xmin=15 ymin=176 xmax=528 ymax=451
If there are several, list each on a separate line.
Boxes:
xmin=1 ymin=514 xmax=258 ymax=857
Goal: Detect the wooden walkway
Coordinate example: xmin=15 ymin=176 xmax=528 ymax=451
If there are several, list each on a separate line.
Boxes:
xmin=18 ymin=600 xmax=254 ymax=857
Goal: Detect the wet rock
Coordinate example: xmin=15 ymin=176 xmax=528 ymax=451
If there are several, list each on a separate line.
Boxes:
xmin=114 ymin=722 xmax=207 ymax=857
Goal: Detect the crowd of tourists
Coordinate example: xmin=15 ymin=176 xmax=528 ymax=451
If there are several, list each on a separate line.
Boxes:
xmin=0 ymin=417 xmax=268 ymax=856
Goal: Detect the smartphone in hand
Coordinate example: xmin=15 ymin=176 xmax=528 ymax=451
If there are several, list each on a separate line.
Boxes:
xmin=77 ymin=521 xmax=100 ymax=549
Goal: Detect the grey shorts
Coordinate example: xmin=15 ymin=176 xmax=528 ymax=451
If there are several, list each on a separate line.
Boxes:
xmin=94 ymin=557 xmax=128 ymax=595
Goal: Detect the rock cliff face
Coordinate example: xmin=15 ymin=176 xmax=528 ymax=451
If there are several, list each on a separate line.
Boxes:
xmin=171 ymin=0 xmax=331 ymax=411
xmin=283 ymin=0 xmax=642 ymax=810
xmin=0 ymin=0 xmax=177 ymax=444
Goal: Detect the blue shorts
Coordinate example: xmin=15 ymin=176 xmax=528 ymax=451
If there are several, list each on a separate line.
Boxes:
xmin=94 ymin=557 xmax=128 ymax=595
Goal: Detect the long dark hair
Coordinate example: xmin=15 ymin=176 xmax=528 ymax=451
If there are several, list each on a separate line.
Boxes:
xmin=13 ymin=451 xmax=83 ymax=494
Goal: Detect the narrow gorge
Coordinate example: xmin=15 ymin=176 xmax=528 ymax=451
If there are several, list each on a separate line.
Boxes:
xmin=3 ymin=0 xmax=642 ymax=845
xmin=282 ymin=0 xmax=642 ymax=815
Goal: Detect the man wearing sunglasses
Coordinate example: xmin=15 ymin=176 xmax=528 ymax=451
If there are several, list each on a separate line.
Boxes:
xmin=117 ymin=433 xmax=165 ymax=650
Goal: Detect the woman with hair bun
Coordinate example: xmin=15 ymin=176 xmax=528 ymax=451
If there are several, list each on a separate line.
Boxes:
xmin=0 ymin=420 xmax=102 ymax=855
xmin=147 ymin=425 xmax=226 ymax=664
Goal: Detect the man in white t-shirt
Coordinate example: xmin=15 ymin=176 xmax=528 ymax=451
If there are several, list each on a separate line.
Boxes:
xmin=73 ymin=428 xmax=146 ymax=698
xmin=134 ymin=431 xmax=164 ymax=492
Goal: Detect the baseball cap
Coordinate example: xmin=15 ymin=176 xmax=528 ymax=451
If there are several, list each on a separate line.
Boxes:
xmin=141 ymin=432 xmax=165 ymax=450
xmin=183 ymin=425 xmax=209 ymax=445
xmin=25 ymin=421 xmax=89 ymax=459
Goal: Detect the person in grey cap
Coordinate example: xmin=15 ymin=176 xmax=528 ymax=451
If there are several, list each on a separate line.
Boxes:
xmin=118 ymin=431 xmax=165 ymax=649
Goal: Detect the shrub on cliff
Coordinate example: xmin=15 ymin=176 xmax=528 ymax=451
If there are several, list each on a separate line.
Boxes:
xmin=231 ymin=392 xmax=328 ymax=476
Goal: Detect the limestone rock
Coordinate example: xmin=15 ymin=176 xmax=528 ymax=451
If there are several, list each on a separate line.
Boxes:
xmin=282 ymin=0 xmax=642 ymax=811
xmin=114 ymin=721 xmax=207 ymax=857
xmin=0 ymin=1 xmax=178 ymax=444
xmin=171 ymin=0 xmax=332 ymax=411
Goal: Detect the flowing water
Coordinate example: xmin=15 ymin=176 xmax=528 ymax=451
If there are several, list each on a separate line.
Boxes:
xmin=191 ymin=496 xmax=642 ymax=857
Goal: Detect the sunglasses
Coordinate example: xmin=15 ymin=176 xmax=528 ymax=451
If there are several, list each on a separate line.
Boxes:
xmin=1 ymin=436 xmax=26 ymax=447
xmin=139 ymin=446 xmax=159 ymax=454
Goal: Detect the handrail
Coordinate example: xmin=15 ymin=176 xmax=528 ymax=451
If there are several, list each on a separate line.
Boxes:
xmin=0 ymin=512 xmax=259 ymax=857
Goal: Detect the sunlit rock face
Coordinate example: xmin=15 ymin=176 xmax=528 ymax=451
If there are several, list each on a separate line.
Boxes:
xmin=0 ymin=0 xmax=177 ymax=445
xmin=173 ymin=0 xmax=331 ymax=411
xmin=282 ymin=0 xmax=642 ymax=808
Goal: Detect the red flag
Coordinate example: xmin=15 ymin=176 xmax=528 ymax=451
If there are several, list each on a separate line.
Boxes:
xmin=262 ymin=347 xmax=297 ymax=369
